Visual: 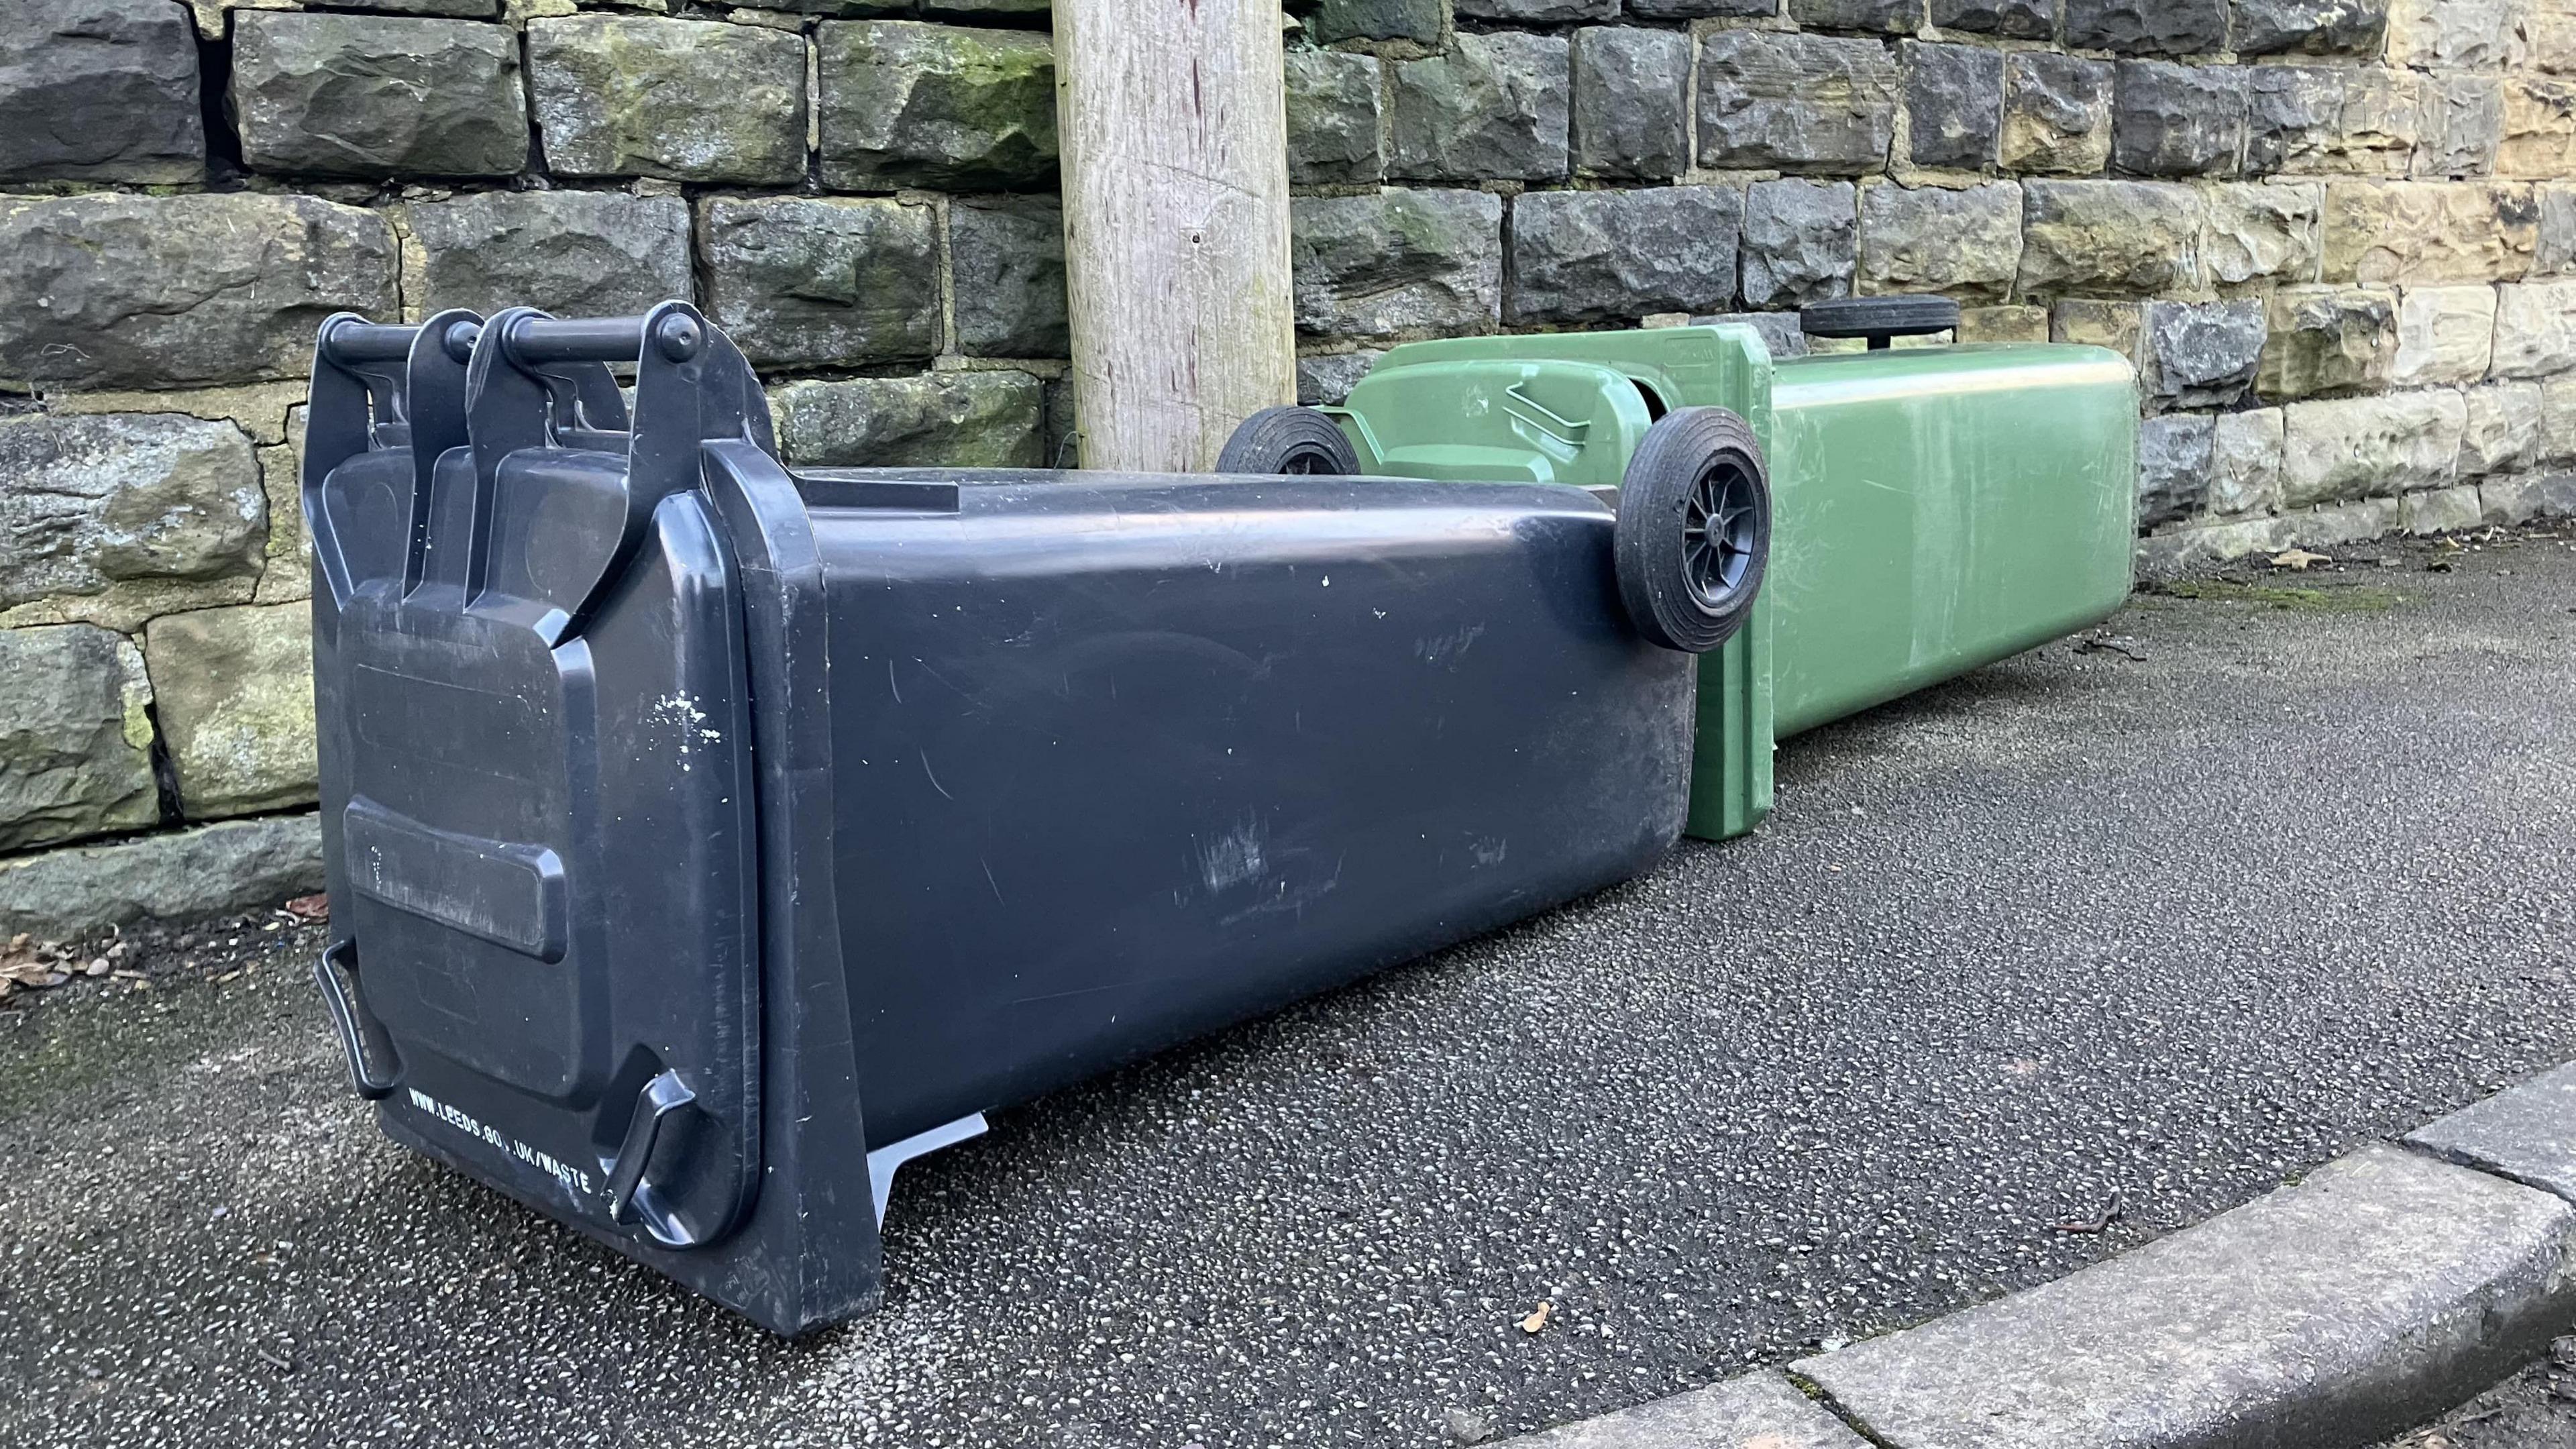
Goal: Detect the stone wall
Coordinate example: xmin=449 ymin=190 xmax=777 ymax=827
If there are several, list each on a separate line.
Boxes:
xmin=2 ymin=0 xmax=2573 ymax=925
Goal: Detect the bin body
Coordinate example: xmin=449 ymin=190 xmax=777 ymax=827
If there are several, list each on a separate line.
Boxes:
xmin=1331 ymin=327 xmax=2137 ymax=839
xmin=300 ymin=306 xmax=1696 ymax=1334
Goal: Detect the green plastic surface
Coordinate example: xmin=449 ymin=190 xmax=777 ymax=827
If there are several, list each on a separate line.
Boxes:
xmin=1336 ymin=326 xmax=2138 ymax=844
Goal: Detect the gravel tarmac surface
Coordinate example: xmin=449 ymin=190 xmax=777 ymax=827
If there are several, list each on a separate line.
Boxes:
xmin=3 ymin=531 xmax=2573 ymax=1449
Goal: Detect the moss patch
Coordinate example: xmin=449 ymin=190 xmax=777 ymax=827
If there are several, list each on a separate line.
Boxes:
xmin=2163 ymin=580 xmax=2403 ymax=612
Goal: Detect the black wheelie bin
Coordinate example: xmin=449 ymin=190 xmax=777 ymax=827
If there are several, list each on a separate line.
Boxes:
xmin=300 ymin=303 xmax=1768 ymax=1334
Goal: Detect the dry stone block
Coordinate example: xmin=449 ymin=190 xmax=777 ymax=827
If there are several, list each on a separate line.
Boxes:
xmin=1572 ymin=28 xmax=1688 ymax=182
xmin=1458 ymin=0 xmax=1613 ymax=19
xmin=698 ymin=197 xmax=940 ymax=370
xmin=1929 ymin=0 xmax=2054 ymax=38
xmin=144 ymin=602 xmax=317 ymax=818
xmin=2547 ymin=376 xmax=2576 ymax=464
xmin=2204 ymin=182 xmax=2322 ymax=292
xmin=0 ymin=414 xmax=265 ymax=633
xmin=0 ymin=193 xmax=394 ymax=391
xmin=2245 ymin=66 xmax=2420 ymax=178
xmin=2282 ymin=390 xmax=2465 ymax=505
xmin=2144 ymin=299 xmax=2264 ymax=411
xmin=0 ymin=0 xmax=203 ymax=182
xmin=2322 ymin=182 xmax=2538 ymax=285
xmin=2544 ymin=184 xmax=2576 ymax=274
xmin=255 ymin=410 xmax=309 ymax=606
xmin=1860 ymin=181 xmax=2023 ymax=304
xmin=1512 ymin=187 xmax=1741 ymax=324
xmin=1286 ymin=50 xmax=1383 ymax=187
xmin=2052 ymin=299 xmax=2145 ymax=363
xmin=1297 ymin=352 xmax=1383 ymax=408
xmin=2501 ymin=80 xmax=2576 ymax=180
xmin=1789 ymin=0 xmax=1916 ymax=30
xmin=2002 ymin=52 xmax=2114 ymax=175
xmin=770 ymin=372 xmax=1045 ymax=467
xmin=405 ymin=191 xmax=692 ymax=322
xmin=2394 ymin=285 xmax=2499 ymax=386
xmin=2402 ymin=482 xmax=2487 ymax=533
xmin=2137 ymin=413 xmax=2215 ymax=529
xmin=2482 ymin=471 xmax=2576 ymax=523
xmin=231 ymin=13 xmax=525 ymax=178
xmin=1695 ymin=311 xmax=1812 ymax=359
xmin=2064 ymin=0 xmax=2226 ymax=56
xmin=0 ymin=815 xmax=324 ymax=938
xmin=1307 ymin=0 xmax=1442 ymax=42
xmin=2211 ymin=408 xmax=2286 ymax=515
xmin=2417 ymin=76 xmax=2506 ymax=179
xmin=1959 ymin=305 xmax=2051 ymax=342
xmin=1698 ymin=31 xmax=1900 ymax=176
xmin=2386 ymin=0 xmax=2522 ymax=70
xmin=1743 ymin=180 xmax=1857 ymax=310
xmin=1907 ymin=42 xmax=2004 ymax=170
xmin=2233 ymin=0 xmax=2390 ymax=56
xmin=2260 ymin=286 xmax=2398 ymax=400
xmin=2112 ymin=61 xmax=2246 ymax=178
xmin=2537 ymin=1 xmax=2576 ymax=74
xmin=818 ymin=21 xmax=1055 ymax=190
xmin=2017 ymin=180 xmax=2201 ymax=299
xmin=531 ymin=17 xmax=806 ymax=185
xmin=1390 ymin=34 xmax=1570 ymax=184
xmin=1291 ymin=189 xmax=1503 ymax=340
xmin=2461 ymin=383 xmax=2545 ymax=476
xmin=2492 ymin=279 xmax=2576 ymax=380
xmin=0 ymin=625 xmax=158 ymax=852
xmin=949 ymin=197 xmax=1068 ymax=358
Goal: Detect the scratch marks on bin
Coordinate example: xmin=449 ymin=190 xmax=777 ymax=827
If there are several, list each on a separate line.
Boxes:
xmin=1419 ymin=623 xmax=1485 ymax=667
xmin=1198 ymin=816 xmax=1267 ymax=892
xmin=919 ymin=751 xmax=957 ymax=802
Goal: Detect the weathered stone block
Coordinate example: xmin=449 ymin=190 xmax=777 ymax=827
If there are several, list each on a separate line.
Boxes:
xmin=1929 ymin=0 xmax=2053 ymax=38
xmin=0 ymin=815 xmax=325 ymax=938
xmin=1859 ymin=180 xmax=2022 ymax=303
xmin=2461 ymin=382 xmax=2544 ymax=476
xmin=2281 ymin=390 xmax=2466 ymax=504
xmin=2017 ymin=180 xmax=2201 ymax=298
xmin=1458 ymin=0 xmax=1613 ymax=19
xmin=2051 ymin=299 xmax=2145 ymax=362
xmin=0 ymin=625 xmax=158 ymax=852
xmin=2112 ymin=62 xmax=2245 ymax=178
xmin=0 ymin=0 xmax=203 ymax=182
xmin=1297 ymin=352 xmax=1383 ymax=408
xmin=2500 ymin=80 xmax=2576 ymax=180
xmin=2245 ymin=65 xmax=2419 ymax=178
xmin=531 ymin=17 xmax=805 ymax=185
xmin=2393 ymin=285 xmax=2498 ymax=386
xmin=319 ymin=0 xmax=498 ymax=15
xmin=144 ymin=602 xmax=317 ymax=818
xmin=2402 ymin=482 xmax=2487 ymax=533
xmin=2002 ymin=52 xmax=2114 ymax=175
xmin=2492 ymin=279 xmax=2576 ymax=380
xmin=770 ymin=371 xmax=1046 ymax=467
xmin=1572 ymin=28 xmax=1688 ymax=181
xmin=2210 ymin=408 xmax=2285 ymax=515
xmin=2481 ymin=470 xmax=2576 ymax=524
xmin=2137 ymin=413 xmax=2215 ymax=529
xmin=2385 ymin=0 xmax=2521 ymax=70
xmin=2418 ymin=76 xmax=2506 ymax=178
xmin=1307 ymin=0 xmax=1442 ymax=43
xmin=1291 ymin=188 xmax=1503 ymax=340
xmin=2542 ymin=183 xmax=2576 ymax=274
xmin=255 ymin=409 xmax=308 ymax=606
xmin=1697 ymin=31 xmax=1900 ymax=176
xmin=232 ymin=13 xmax=524 ymax=178
xmin=696 ymin=197 xmax=939 ymax=370
xmin=2536 ymin=1 xmax=2576 ymax=74
xmin=1390 ymin=34 xmax=1570 ymax=184
xmin=1907 ymin=42 xmax=2003 ymax=170
xmin=949 ymin=197 xmax=1068 ymax=358
xmin=2063 ymin=0 xmax=2226 ymax=56
xmin=1512 ymin=186 xmax=1740 ymax=324
xmin=2144 ymin=299 xmax=2263 ymax=411
xmin=1958 ymin=305 xmax=2051 ymax=342
xmin=406 ymin=191 xmax=692 ymax=321
xmin=2233 ymin=0 xmax=2388 ymax=55
xmin=1629 ymin=0 xmax=1776 ymax=14
xmin=1790 ymin=0 xmax=1918 ymax=32
xmin=0 ymin=194 xmax=394 ymax=392
xmin=2204 ymin=181 xmax=2322 ymax=292
xmin=1286 ymin=50 xmax=1383 ymax=187
xmin=0 ymin=414 xmax=265 ymax=632
xmin=2548 ymin=376 xmax=2576 ymax=463
xmin=2322 ymin=181 xmax=2538 ymax=285
xmin=2259 ymin=285 xmax=2398 ymax=400
xmin=1743 ymin=180 xmax=1858 ymax=309
xmin=1693 ymin=311 xmax=1812 ymax=358
xmin=824 ymin=24 xmax=1056 ymax=191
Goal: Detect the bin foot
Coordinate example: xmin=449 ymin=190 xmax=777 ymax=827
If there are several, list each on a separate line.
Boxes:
xmin=868 ymin=1113 xmax=989 ymax=1225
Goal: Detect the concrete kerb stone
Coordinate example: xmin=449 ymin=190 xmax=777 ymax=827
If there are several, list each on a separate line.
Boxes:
xmin=1493 ymin=1071 xmax=2576 ymax=1449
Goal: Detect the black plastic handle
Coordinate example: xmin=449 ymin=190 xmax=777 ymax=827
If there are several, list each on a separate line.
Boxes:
xmin=313 ymin=939 xmax=402 ymax=1100
xmin=604 ymin=1069 xmax=706 ymax=1248
xmin=320 ymin=317 xmax=480 ymax=366
xmin=501 ymin=313 xmax=704 ymax=366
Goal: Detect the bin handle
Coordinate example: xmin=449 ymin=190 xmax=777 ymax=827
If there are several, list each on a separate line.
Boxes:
xmin=313 ymin=939 xmax=402 ymax=1100
xmin=603 ymin=1069 xmax=708 ymax=1250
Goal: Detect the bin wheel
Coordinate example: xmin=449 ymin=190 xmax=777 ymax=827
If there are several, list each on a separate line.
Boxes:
xmin=1614 ymin=407 xmax=1770 ymax=655
xmin=1216 ymin=406 xmax=1360 ymax=476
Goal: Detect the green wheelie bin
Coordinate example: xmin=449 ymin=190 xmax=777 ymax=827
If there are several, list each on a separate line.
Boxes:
xmin=1220 ymin=297 xmax=2140 ymax=843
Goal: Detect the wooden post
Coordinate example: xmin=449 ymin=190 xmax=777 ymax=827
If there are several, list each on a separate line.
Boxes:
xmin=1053 ymin=0 xmax=1297 ymax=472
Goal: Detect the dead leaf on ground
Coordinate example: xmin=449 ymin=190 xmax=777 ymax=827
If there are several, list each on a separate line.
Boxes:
xmin=2269 ymin=548 xmax=2331 ymax=572
xmin=1518 ymin=1301 xmax=1552 ymax=1334
xmin=2074 ymin=631 xmax=2148 ymax=662
xmin=282 ymin=894 xmax=330 ymax=922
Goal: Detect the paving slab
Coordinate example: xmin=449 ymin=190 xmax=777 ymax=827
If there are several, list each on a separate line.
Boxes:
xmin=1501 ymin=1370 xmax=1867 ymax=1448
xmin=2409 ymin=1063 xmax=2576 ymax=1208
xmin=1795 ymin=1144 xmax=2576 ymax=1449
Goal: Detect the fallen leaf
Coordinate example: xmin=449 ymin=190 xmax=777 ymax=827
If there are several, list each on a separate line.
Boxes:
xmin=2269 ymin=548 xmax=2330 ymax=571
xmin=1518 ymin=1301 xmax=1552 ymax=1334
xmin=84 ymin=958 xmax=109 ymax=977
xmin=282 ymin=894 xmax=331 ymax=922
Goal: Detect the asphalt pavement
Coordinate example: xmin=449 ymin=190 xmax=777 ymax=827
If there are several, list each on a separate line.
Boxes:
xmin=3 ymin=529 xmax=2573 ymax=1449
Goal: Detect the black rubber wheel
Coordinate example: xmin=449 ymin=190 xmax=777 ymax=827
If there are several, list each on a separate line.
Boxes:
xmin=1216 ymin=406 xmax=1360 ymax=475
xmin=1801 ymin=295 xmax=1962 ymax=350
xmin=1614 ymin=407 xmax=1771 ymax=654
